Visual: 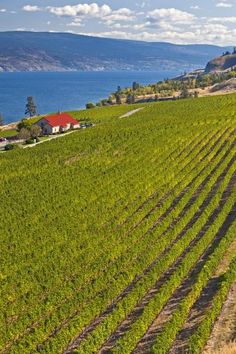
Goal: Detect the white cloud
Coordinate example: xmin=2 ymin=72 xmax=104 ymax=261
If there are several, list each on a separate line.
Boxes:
xmin=102 ymin=8 xmax=136 ymax=26
xmin=209 ymin=16 xmax=236 ymax=23
xmin=216 ymin=2 xmax=233 ymax=7
xmin=47 ymin=3 xmax=111 ymax=17
xmin=22 ymin=5 xmax=41 ymax=12
xmin=0 ymin=8 xmax=7 ymax=13
xmin=18 ymin=2 xmax=236 ymax=45
xmin=147 ymin=8 xmax=196 ymax=25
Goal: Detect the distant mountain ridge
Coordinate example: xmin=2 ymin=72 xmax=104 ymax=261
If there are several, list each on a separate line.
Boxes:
xmin=0 ymin=31 xmax=233 ymax=72
xmin=205 ymin=52 xmax=236 ymax=73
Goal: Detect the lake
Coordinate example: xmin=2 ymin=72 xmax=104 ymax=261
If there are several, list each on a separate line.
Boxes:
xmin=0 ymin=71 xmax=182 ymax=124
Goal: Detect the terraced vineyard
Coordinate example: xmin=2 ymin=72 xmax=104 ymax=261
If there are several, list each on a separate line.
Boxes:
xmin=0 ymin=94 xmax=236 ymax=354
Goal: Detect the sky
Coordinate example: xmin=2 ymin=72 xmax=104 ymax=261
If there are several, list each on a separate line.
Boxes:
xmin=0 ymin=0 xmax=236 ymax=45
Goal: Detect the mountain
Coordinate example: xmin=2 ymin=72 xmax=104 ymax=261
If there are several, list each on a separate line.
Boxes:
xmin=0 ymin=31 xmax=232 ymax=72
xmin=205 ymin=53 xmax=236 ymax=73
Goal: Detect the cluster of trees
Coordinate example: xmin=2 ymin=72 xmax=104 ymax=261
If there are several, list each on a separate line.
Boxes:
xmin=17 ymin=119 xmax=41 ymax=141
xmin=1 ymin=96 xmax=40 ymax=146
xmin=85 ymin=66 xmax=236 ymax=110
xmin=222 ymin=47 xmax=236 ymax=56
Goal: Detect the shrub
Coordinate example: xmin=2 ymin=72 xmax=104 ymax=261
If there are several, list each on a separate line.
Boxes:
xmin=25 ymin=138 xmax=35 ymax=145
xmin=86 ymin=102 xmax=96 ymax=109
xmin=5 ymin=144 xmax=19 ymax=151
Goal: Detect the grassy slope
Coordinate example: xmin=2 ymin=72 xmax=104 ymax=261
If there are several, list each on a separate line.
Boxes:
xmin=0 ymin=95 xmax=236 ymax=353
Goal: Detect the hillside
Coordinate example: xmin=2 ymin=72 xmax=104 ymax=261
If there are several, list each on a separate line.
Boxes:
xmin=0 ymin=31 xmax=232 ymax=72
xmin=205 ymin=53 xmax=236 ymax=73
xmin=1 ymin=95 xmax=236 ymax=353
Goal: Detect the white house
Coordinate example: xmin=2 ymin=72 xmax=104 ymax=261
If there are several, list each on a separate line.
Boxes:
xmin=36 ymin=113 xmax=80 ymax=135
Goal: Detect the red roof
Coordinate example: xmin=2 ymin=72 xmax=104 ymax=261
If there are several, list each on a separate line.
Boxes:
xmin=44 ymin=113 xmax=79 ymax=127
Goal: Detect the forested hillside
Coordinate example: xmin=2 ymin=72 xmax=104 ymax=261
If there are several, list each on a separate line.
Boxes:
xmin=1 ymin=95 xmax=236 ymax=353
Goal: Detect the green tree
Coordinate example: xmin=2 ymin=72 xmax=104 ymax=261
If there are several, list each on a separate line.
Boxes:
xmin=115 ymin=93 xmax=122 ymax=105
xmin=18 ymin=128 xmax=31 ymax=140
xmin=17 ymin=119 xmax=31 ymax=132
xmin=0 ymin=113 xmax=4 ymax=126
xmin=132 ymin=82 xmax=140 ymax=91
xmin=86 ymin=102 xmax=95 ymax=109
xmin=25 ymin=96 xmax=37 ymax=117
xmin=100 ymin=99 xmax=108 ymax=106
xmin=108 ymin=96 xmax=114 ymax=105
xmin=126 ymin=93 xmax=135 ymax=104
xmin=30 ymin=125 xmax=42 ymax=138
xmin=180 ymin=86 xmax=190 ymax=99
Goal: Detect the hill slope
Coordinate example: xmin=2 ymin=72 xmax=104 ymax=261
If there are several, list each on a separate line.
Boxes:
xmin=205 ymin=53 xmax=236 ymax=73
xmin=0 ymin=31 xmax=232 ymax=72
xmin=1 ymin=95 xmax=236 ymax=353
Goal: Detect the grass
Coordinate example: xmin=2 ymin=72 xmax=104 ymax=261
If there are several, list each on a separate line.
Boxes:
xmin=0 ymin=129 xmax=17 ymax=138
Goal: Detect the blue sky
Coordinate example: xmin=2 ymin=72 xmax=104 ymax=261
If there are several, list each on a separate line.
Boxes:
xmin=1 ymin=0 xmax=236 ymax=45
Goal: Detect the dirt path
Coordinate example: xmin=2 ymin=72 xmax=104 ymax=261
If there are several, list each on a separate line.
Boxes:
xmin=119 ymin=108 xmax=144 ymax=118
xmin=203 ymin=281 xmax=236 ymax=353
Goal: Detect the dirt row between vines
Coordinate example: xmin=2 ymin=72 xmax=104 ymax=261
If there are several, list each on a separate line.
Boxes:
xmin=2 ymin=129 xmax=231 ymax=354
xmin=99 ymin=161 xmax=236 ymax=354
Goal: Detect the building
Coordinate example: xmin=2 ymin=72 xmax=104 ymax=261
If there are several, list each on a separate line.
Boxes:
xmin=36 ymin=113 xmax=80 ymax=135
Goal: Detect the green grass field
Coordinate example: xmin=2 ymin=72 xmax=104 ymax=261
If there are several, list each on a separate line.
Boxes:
xmin=0 ymin=95 xmax=236 ymax=353
xmin=0 ymin=129 xmax=17 ymax=138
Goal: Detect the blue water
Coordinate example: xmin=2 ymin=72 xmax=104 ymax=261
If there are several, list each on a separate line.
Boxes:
xmin=0 ymin=71 xmax=181 ymax=124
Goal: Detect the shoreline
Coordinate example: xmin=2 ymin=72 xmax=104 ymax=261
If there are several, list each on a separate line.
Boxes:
xmin=1 ymin=87 xmax=236 ymax=134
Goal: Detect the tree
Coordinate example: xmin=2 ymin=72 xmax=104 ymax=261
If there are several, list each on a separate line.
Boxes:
xmin=0 ymin=113 xmax=4 ymax=126
xmin=25 ymin=96 xmax=37 ymax=117
xmin=100 ymin=99 xmax=108 ymax=106
xmin=86 ymin=102 xmax=95 ymax=109
xmin=126 ymin=93 xmax=135 ymax=104
xmin=132 ymin=82 xmax=140 ymax=91
xmin=115 ymin=93 xmax=122 ymax=105
xmin=18 ymin=128 xmax=31 ymax=140
xmin=180 ymin=86 xmax=190 ymax=99
xmin=117 ymin=86 xmax=121 ymax=93
xmin=17 ymin=119 xmax=31 ymax=132
xmin=30 ymin=125 xmax=42 ymax=138
xmin=108 ymin=96 xmax=114 ymax=105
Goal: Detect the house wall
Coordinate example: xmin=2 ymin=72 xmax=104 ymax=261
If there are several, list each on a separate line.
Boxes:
xmin=53 ymin=126 xmax=60 ymax=134
xmin=72 ymin=123 xmax=80 ymax=129
xmin=65 ymin=123 xmax=71 ymax=131
xmin=43 ymin=124 xmax=53 ymax=135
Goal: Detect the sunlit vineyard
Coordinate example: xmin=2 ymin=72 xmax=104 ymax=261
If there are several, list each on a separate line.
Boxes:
xmin=1 ymin=94 xmax=236 ymax=354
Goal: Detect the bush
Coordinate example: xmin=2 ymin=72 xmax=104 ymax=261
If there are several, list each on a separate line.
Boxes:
xmin=5 ymin=144 xmax=19 ymax=151
xmin=5 ymin=144 xmax=14 ymax=151
xmin=26 ymin=138 xmax=35 ymax=145
xmin=86 ymin=102 xmax=95 ymax=109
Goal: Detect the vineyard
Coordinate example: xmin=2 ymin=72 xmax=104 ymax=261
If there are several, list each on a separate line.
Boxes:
xmin=0 ymin=94 xmax=236 ymax=353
